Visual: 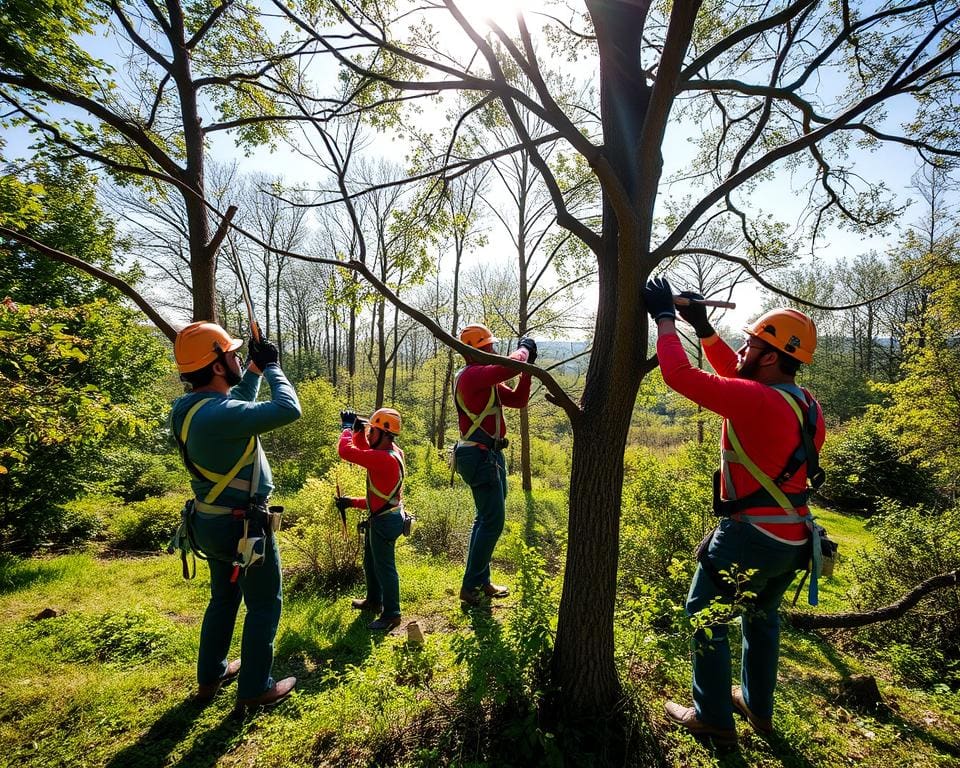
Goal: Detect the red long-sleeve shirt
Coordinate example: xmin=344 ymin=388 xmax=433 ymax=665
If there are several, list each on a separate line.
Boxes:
xmin=455 ymin=348 xmax=532 ymax=439
xmin=337 ymin=428 xmax=405 ymax=514
xmin=658 ymin=332 xmax=825 ymax=543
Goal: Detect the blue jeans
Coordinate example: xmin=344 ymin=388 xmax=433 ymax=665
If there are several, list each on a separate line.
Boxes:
xmin=456 ymin=444 xmax=507 ymax=590
xmin=191 ymin=511 xmax=282 ymax=700
xmin=363 ymin=509 xmax=404 ymax=618
xmin=686 ymin=517 xmax=808 ymax=729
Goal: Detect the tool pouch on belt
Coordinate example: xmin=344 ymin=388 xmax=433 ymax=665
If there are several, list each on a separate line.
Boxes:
xmin=814 ymin=523 xmax=838 ymax=578
xmin=402 ymin=509 xmax=414 ymax=537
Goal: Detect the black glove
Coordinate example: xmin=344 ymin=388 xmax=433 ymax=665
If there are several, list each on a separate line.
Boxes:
xmin=642 ymin=276 xmax=676 ymax=322
xmin=334 ymin=497 xmax=351 ymax=513
xmin=340 ymin=410 xmax=357 ymax=430
xmin=248 ymin=336 xmax=279 ymax=370
xmin=518 ymin=337 xmax=538 ymax=364
xmin=676 ymin=291 xmax=716 ymax=338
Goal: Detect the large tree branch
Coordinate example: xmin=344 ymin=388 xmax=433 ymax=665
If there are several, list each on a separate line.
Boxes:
xmin=669 ymin=247 xmax=945 ymax=311
xmin=785 ymin=570 xmax=959 ymax=629
xmin=0 ymin=227 xmax=177 ymax=341
xmin=185 ymin=0 xmax=235 ymax=50
xmin=107 ymin=0 xmax=173 ymax=73
xmin=0 ymin=72 xmax=183 ymax=179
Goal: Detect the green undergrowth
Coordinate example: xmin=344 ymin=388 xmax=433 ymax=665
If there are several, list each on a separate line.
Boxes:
xmin=1 ymin=498 xmax=959 ymax=767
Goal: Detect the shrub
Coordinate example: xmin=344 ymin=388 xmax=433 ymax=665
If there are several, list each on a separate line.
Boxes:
xmin=20 ymin=609 xmax=178 ymax=665
xmin=849 ymin=501 xmax=960 ymax=689
xmin=281 ymin=475 xmax=364 ymax=592
xmin=106 ymin=495 xmax=181 ymax=551
xmin=818 ymin=418 xmax=939 ymax=515
xmin=95 ymin=448 xmax=184 ymax=502
xmin=618 ymin=442 xmax=712 ymax=600
xmin=408 ymin=485 xmax=473 ymax=559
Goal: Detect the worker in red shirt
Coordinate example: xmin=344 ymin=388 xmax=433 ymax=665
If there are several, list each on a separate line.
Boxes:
xmin=643 ymin=276 xmax=825 ymax=746
xmin=336 ymin=407 xmax=406 ymax=631
xmin=454 ymin=324 xmax=536 ymax=608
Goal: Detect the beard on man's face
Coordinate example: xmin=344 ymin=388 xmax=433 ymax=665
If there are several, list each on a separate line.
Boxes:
xmin=736 ymin=356 xmax=760 ymax=380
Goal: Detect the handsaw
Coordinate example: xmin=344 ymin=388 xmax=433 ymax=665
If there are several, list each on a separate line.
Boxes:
xmin=229 ymin=252 xmax=262 ymax=343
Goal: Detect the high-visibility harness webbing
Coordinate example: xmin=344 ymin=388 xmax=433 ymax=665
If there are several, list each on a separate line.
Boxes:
xmin=366 ymin=448 xmax=405 ymax=514
xmin=178 ymin=398 xmax=259 ymax=508
xmin=722 ymin=387 xmax=824 ymax=605
xmin=453 ymin=368 xmax=502 ymax=443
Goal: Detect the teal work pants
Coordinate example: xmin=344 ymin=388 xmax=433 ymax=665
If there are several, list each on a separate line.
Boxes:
xmin=686 ymin=517 xmax=808 ymax=730
xmin=456 ymin=444 xmax=507 ymax=590
xmin=191 ymin=511 xmax=283 ymax=700
xmin=362 ymin=509 xmax=404 ymax=618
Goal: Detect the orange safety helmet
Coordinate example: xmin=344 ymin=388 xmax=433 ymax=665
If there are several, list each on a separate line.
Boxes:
xmin=743 ymin=308 xmax=816 ymax=364
xmin=369 ymin=407 xmax=402 ymax=436
xmin=174 ymin=321 xmax=243 ymax=373
xmin=459 ymin=323 xmax=497 ymax=350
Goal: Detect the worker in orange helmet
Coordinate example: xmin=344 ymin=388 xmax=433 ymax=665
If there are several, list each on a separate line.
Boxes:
xmin=170 ymin=321 xmax=301 ymax=711
xmin=453 ymin=323 xmax=536 ymax=608
xmin=643 ymin=277 xmax=826 ymax=746
xmin=336 ymin=407 xmax=407 ymax=631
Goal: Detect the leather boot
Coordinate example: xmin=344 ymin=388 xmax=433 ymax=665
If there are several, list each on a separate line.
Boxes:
xmin=459 ymin=587 xmax=490 ymax=609
xmin=482 ymin=583 xmax=509 ymax=598
xmin=235 ymin=676 xmax=297 ymax=715
xmin=351 ymin=598 xmax=382 ymax=613
xmin=732 ymin=686 xmax=773 ymax=734
xmin=368 ymin=615 xmax=401 ymax=632
xmin=664 ymin=701 xmax=738 ymax=746
xmin=195 ymin=659 xmax=241 ymax=703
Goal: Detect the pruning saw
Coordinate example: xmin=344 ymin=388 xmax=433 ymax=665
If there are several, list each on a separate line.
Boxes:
xmin=230 ymin=253 xmax=262 ymax=343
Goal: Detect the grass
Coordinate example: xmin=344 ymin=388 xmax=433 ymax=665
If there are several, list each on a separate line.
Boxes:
xmin=1 ymin=495 xmax=958 ymax=767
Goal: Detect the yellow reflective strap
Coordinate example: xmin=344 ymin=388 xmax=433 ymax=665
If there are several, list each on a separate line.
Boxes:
xmin=726 ymin=423 xmax=796 ymax=512
xmin=366 ymin=449 xmax=405 ymax=506
xmin=203 ymin=437 xmax=255 ymax=504
xmin=454 ymin=369 xmax=501 ymax=439
xmin=179 ymin=397 xmax=257 ymax=505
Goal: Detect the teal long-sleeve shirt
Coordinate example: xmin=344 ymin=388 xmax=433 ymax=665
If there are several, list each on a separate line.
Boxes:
xmin=170 ymin=364 xmax=302 ymax=507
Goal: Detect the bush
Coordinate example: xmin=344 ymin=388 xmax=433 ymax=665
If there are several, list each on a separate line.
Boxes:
xmin=408 ymin=485 xmax=473 ymax=559
xmin=281 ymin=475 xmax=364 ymax=592
xmin=95 ymin=448 xmax=184 ymax=502
xmin=106 ymin=495 xmax=181 ymax=551
xmin=20 ymin=609 xmax=178 ymax=665
xmin=849 ymin=501 xmax=960 ymax=689
xmin=818 ymin=418 xmax=939 ymax=515
xmin=618 ymin=442 xmax=713 ymax=600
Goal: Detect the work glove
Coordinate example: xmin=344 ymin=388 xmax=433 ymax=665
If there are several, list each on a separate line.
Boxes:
xmin=248 ymin=336 xmax=279 ymax=370
xmin=676 ymin=291 xmax=716 ymax=338
xmin=334 ymin=497 xmax=351 ymax=513
xmin=340 ymin=410 xmax=357 ymax=430
xmin=518 ymin=337 xmax=538 ymax=364
xmin=642 ymin=276 xmax=676 ymax=322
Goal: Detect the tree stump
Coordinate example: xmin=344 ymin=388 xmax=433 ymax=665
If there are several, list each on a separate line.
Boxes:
xmin=840 ymin=674 xmax=884 ymax=710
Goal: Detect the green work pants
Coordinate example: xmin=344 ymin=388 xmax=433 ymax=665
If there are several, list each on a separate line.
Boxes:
xmin=191 ymin=511 xmax=282 ymax=700
xmin=686 ymin=517 xmax=809 ymax=730
xmin=456 ymin=444 xmax=507 ymax=590
xmin=362 ymin=509 xmax=404 ymax=618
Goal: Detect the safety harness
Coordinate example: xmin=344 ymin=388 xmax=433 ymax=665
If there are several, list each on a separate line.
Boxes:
xmin=453 ymin=368 xmax=508 ymax=451
xmin=367 ymin=448 xmax=405 ymax=515
xmin=357 ymin=448 xmax=413 ymax=544
xmin=704 ymin=384 xmax=829 ymax=605
xmin=168 ymin=396 xmax=278 ymax=580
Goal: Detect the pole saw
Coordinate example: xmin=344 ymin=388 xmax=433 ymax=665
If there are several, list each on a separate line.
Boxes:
xmin=673 ymin=296 xmax=736 ymax=309
xmin=230 ymin=252 xmax=262 ymax=343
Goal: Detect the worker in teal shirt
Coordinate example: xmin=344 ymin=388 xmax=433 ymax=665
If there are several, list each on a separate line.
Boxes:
xmin=170 ymin=322 xmax=301 ymax=712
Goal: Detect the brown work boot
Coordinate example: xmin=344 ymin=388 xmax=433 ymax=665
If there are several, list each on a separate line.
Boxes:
xmin=459 ymin=587 xmax=490 ymax=609
xmin=351 ymin=598 xmax=382 ymax=613
xmin=195 ymin=658 xmax=241 ymax=703
xmin=731 ymin=686 xmax=773 ymax=734
xmin=664 ymin=701 xmax=738 ymax=746
xmin=235 ymin=676 xmax=297 ymax=715
xmin=482 ymin=583 xmax=509 ymax=598
xmin=368 ymin=615 xmax=402 ymax=632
